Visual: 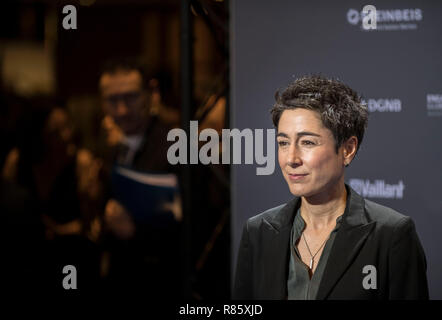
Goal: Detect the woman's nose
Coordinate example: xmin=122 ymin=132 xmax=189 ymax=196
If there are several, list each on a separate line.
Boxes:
xmin=287 ymin=144 xmax=302 ymax=167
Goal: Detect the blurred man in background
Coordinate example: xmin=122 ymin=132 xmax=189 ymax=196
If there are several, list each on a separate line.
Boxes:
xmin=97 ymin=58 xmax=182 ymax=297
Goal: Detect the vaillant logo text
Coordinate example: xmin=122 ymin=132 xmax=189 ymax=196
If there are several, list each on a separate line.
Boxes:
xmin=349 ymin=179 xmax=405 ymax=199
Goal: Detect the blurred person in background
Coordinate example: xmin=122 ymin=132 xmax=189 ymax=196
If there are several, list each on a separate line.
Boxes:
xmin=0 ymin=89 xmax=45 ymax=293
xmin=1 ymin=100 xmax=101 ymax=292
xmin=147 ymin=71 xmax=180 ymax=129
xmin=97 ymin=58 xmax=182 ymax=297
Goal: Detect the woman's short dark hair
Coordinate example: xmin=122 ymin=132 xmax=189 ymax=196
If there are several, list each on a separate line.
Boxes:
xmin=271 ymin=74 xmax=369 ymax=154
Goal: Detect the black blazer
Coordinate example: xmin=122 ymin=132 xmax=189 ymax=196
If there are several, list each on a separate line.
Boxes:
xmin=233 ymin=185 xmax=429 ymax=300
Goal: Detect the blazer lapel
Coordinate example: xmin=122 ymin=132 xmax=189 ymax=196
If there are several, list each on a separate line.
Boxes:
xmin=316 ymin=185 xmax=376 ymax=300
xmin=261 ymin=197 xmax=300 ymax=299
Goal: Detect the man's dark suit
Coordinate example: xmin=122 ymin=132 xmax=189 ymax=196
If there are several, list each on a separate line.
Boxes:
xmin=99 ymin=115 xmax=182 ymax=297
xmin=233 ymin=184 xmax=429 ymax=300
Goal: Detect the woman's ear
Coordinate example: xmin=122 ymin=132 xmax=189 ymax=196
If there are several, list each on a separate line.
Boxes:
xmin=343 ymin=136 xmax=358 ymax=167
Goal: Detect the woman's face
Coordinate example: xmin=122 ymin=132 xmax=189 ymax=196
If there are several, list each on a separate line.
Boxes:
xmin=277 ymin=108 xmax=346 ymax=198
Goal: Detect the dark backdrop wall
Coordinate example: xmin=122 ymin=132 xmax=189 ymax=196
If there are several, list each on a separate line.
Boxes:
xmin=230 ymin=0 xmax=442 ymax=299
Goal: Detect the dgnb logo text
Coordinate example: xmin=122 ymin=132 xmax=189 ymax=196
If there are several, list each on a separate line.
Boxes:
xmin=362 ymin=99 xmax=402 ymax=113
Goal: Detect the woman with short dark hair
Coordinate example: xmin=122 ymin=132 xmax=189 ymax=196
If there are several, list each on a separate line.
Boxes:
xmin=233 ymin=75 xmax=429 ymax=300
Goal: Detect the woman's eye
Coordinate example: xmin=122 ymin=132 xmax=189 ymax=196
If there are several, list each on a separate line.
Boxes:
xmin=301 ymin=140 xmax=315 ymax=145
xmin=277 ymin=141 xmax=289 ymax=147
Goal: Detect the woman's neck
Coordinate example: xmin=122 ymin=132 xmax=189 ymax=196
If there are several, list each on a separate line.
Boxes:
xmin=300 ymin=181 xmax=347 ymax=231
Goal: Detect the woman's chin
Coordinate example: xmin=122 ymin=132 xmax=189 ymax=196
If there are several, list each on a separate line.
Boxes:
xmin=288 ymin=185 xmax=310 ymax=197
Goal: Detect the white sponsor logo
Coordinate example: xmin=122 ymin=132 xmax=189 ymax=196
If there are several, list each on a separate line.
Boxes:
xmin=426 ymin=94 xmax=442 ymax=117
xmin=347 ymin=7 xmax=422 ymax=31
xmin=362 ymin=99 xmax=402 ymax=113
xmin=349 ymin=179 xmax=405 ymax=199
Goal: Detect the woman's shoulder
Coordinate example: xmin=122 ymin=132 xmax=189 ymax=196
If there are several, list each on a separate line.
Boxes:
xmin=363 ymin=198 xmax=413 ymax=229
xmin=246 ymin=200 xmax=296 ymax=230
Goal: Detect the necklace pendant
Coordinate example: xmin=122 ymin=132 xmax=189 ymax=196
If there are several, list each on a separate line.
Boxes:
xmin=309 ymin=258 xmax=313 ymax=269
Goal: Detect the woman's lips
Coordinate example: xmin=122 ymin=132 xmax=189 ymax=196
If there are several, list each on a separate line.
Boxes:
xmin=288 ymin=173 xmax=308 ymax=181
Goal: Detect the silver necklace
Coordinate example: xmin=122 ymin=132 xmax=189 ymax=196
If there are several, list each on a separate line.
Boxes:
xmin=302 ymin=232 xmax=330 ymax=270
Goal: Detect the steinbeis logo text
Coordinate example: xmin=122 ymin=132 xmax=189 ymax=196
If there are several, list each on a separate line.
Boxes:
xmin=347 ymin=7 xmax=422 ymax=31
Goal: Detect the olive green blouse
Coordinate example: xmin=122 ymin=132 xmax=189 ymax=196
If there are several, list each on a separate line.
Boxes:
xmin=287 ymin=208 xmax=343 ymax=300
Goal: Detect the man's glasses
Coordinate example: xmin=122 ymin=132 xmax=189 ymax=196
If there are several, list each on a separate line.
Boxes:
xmin=103 ymin=91 xmax=142 ymax=106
